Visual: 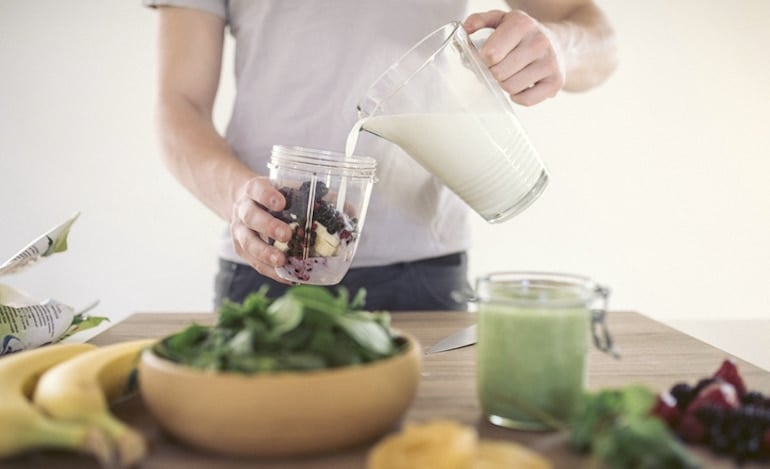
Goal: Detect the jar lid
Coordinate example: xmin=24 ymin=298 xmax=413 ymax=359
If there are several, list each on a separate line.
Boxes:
xmin=474 ymin=271 xmax=602 ymax=308
xmin=269 ymin=145 xmax=376 ymax=178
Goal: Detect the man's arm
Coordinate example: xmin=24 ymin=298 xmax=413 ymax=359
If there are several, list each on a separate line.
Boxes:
xmin=465 ymin=0 xmax=617 ymax=105
xmin=156 ymin=6 xmax=245 ymax=220
xmin=154 ymin=6 xmax=291 ymax=281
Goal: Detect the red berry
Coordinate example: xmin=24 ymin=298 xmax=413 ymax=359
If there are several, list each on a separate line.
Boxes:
xmin=713 ymin=359 xmax=747 ymax=397
xmin=651 ymin=391 xmax=681 ymax=428
xmin=686 ymin=381 xmax=740 ymax=414
xmin=678 ymin=413 xmax=706 ymax=443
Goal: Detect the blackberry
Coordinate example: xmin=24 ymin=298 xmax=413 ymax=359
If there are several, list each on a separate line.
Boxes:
xmin=313 ymin=200 xmax=338 ymax=227
xmin=692 ymin=377 xmax=717 ymax=397
xmin=742 ymin=391 xmax=766 ymax=406
xmin=670 ymin=382 xmax=695 ymax=411
xmin=696 ymin=404 xmax=725 ymax=424
xmin=314 ymin=181 xmax=329 ymax=200
xmin=298 ymin=180 xmax=329 ymax=201
xmin=695 ymin=403 xmax=770 ymax=463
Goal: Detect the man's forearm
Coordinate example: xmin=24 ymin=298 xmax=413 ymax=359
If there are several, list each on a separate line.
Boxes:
xmin=157 ymin=94 xmax=256 ymax=222
xmin=542 ymin=3 xmax=618 ymax=91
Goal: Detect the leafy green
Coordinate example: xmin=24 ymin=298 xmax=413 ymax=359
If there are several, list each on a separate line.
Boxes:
xmin=570 ymin=385 xmax=701 ymax=469
xmin=57 ymin=313 xmax=110 ymax=342
xmin=152 ymin=285 xmax=405 ymax=374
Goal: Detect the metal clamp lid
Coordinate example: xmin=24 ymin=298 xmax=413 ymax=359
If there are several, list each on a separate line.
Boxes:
xmin=590 ymin=285 xmax=621 ymax=359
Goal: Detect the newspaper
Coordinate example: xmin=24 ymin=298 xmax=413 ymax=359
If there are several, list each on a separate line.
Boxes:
xmin=0 ymin=213 xmax=108 ymax=355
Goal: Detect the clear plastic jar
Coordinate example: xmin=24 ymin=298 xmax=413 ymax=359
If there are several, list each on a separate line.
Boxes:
xmin=267 ymin=145 xmax=377 ymax=285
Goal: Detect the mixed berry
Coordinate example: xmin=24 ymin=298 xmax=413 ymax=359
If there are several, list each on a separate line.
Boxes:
xmin=652 ymin=359 xmax=770 ymax=463
xmin=270 ymin=181 xmax=357 ymax=282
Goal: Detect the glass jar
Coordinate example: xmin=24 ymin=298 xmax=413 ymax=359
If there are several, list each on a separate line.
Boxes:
xmin=267 ymin=145 xmax=377 ymax=285
xmin=475 ymin=272 xmax=618 ymax=430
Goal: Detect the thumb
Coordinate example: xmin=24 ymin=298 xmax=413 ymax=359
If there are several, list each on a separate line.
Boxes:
xmin=463 ymin=10 xmax=506 ymax=34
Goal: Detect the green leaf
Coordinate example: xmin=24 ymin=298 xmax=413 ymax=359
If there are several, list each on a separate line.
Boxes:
xmin=217 ymin=285 xmax=272 ymax=328
xmin=350 ymin=288 xmax=367 ymax=310
xmin=265 ymin=295 xmax=304 ymax=337
xmin=57 ymin=314 xmax=110 ymax=342
xmin=334 ymin=313 xmax=394 ymax=356
xmin=44 ymin=212 xmax=80 ymax=256
xmin=227 ymin=329 xmax=255 ymax=356
xmin=594 ymin=417 xmax=700 ymax=469
xmin=570 ymin=386 xmax=701 ymax=469
xmin=153 ymin=285 xmax=400 ymax=374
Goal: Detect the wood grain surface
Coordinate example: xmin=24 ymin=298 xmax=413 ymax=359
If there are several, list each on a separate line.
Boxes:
xmin=5 ymin=311 xmax=769 ymax=468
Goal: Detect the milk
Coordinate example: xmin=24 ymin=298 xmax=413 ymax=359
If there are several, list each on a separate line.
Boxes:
xmin=345 ymin=113 xmax=547 ymax=223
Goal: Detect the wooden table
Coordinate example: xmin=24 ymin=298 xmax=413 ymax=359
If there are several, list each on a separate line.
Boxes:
xmin=7 ymin=311 xmax=770 ymax=468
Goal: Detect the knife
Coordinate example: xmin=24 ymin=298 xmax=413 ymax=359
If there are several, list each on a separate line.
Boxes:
xmin=425 ymin=324 xmax=477 ymax=354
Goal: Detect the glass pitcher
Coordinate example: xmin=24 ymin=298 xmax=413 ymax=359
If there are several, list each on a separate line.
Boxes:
xmin=349 ymin=22 xmax=549 ymax=224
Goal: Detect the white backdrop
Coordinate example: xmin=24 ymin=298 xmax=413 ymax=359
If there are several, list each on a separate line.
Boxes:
xmin=1 ymin=1 xmax=768 ymax=368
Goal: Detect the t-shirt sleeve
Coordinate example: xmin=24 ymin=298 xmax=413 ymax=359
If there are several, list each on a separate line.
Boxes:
xmin=142 ymin=0 xmax=227 ymax=22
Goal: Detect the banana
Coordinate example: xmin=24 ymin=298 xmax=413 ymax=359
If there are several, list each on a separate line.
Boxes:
xmin=33 ymin=338 xmax=156 ymax=468
xmin=313 ymin=223 xmax=340 ymax=256
xmin=0 ymin=343 xmax=113 ymax=465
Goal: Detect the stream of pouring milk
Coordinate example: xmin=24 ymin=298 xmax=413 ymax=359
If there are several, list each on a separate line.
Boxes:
xmin=344 ymin=113 xmax=546 ymax=221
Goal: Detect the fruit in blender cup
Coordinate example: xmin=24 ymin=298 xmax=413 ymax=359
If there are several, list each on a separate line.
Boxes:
xmin=271 ymin=181 xmax=357 ymax=258
xmin=270 ymin=181 xmax=358 ymax=282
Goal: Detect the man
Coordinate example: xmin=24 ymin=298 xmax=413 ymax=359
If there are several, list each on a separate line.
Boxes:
xmin=145 ymin=0 xmax=617 ymax=310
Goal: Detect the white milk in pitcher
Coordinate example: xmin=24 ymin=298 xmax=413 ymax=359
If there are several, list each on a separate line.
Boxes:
xmin=345 ymin=113 xmax=547 ymax=222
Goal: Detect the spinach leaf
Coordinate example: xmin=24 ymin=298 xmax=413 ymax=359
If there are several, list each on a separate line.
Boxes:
xmin=152 ymin=285 xmax=405 ymax=374
xmin=334 ymin=313 xmax=394 ymax=357
xmin=265 ymin=295 xmax=304 ymax=337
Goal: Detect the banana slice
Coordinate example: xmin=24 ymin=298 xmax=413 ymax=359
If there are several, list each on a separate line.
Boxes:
xmin=368 ymin=420 xmax=476 ymax=469
xmin=475 ymin=440 xmax=552 ymax=469
xmin=313 ymin=223 xmax=340 ymax=257
xmin=367 ymin=420 xmax=552 ymax=469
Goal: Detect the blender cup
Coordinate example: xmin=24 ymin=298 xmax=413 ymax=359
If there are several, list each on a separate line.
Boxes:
xmin=267 ymin=145 xmax=377 ymax=285
xmin=353 ymin=22 xmax=548 ymax=223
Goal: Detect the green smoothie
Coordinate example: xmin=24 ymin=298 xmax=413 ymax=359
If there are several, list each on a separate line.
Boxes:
xmin=477 ymin=300 xmax=590 ymax=430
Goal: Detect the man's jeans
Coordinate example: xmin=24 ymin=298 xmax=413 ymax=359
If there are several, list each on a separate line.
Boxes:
xmin=214 ymin=252 xmax=471 ymax=312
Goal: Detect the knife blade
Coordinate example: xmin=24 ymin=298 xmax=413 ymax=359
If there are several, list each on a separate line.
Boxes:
xmin=425 ymin=324 xmax=477 ymax=354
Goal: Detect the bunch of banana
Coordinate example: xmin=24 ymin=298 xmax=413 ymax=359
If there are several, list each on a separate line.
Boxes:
xmin=0 ymin=343 xmax=113 ymax=465
xmin=33 ymin=338 xmax=156 ymax=468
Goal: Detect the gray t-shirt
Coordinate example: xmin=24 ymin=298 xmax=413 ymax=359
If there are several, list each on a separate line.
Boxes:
xmin=145 ymin=0 xmax=473 ymax=267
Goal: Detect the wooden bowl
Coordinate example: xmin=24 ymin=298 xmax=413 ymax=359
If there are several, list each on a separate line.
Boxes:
xmin=138 ymin=334 xmax=421 ymax=457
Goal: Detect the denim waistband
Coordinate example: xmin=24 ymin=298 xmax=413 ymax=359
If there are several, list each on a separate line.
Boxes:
xmin=409 ymin=252 xmax=465 ymax=267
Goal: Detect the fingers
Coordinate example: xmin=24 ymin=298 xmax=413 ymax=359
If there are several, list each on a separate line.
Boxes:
xmin=243 ymin=176 xmax=285 ymax=212
xmin=464 ymin=9 xmax=566 ymax=106
xmin=502 ymin=59 xmax=562 ymax=106
xmin=231 ymin=219 xmax=284 ymax=275
xmin=480 ymin=12 xmax=536 ymax=68
xmin=234 ymin=195 xmax=291 ymax=242
xmin=230 ymin=176 xmax=293 ymax=283
xmin=509 ymin=75 xmax=561 ymax=107
xmin=463 ymin=10 xmax=507 ymax=34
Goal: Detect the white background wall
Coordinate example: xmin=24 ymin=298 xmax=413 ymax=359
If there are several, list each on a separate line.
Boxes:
xmin=1 ymin=2 xmax=768 ymax=368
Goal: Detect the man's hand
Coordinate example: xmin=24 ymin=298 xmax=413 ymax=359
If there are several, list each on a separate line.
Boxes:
xmin=230 ymin=176 xmax=294 ymax=283
xmin=464 ymin=10 xmax=566 ymax=106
